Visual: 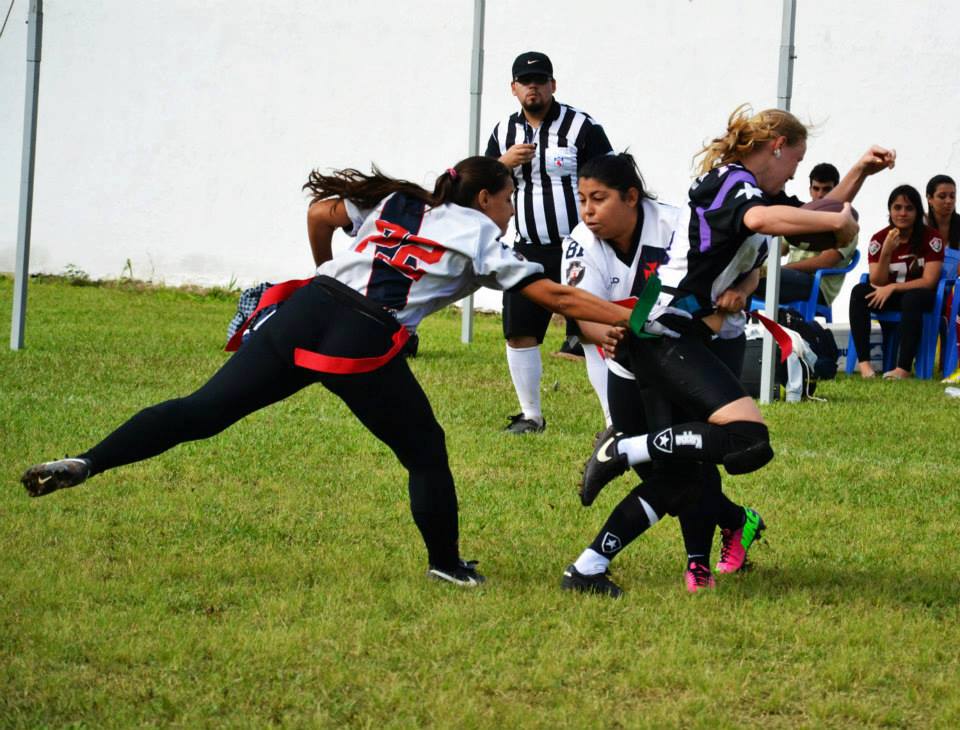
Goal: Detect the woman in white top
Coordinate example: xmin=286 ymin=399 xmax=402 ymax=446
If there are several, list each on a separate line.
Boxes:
xmin=21 ymin=156 xmax=635 ymax=587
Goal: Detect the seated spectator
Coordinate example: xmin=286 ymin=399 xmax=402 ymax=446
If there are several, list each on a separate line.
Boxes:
xmin=849 ymin=184 xmax=944 ymax=379
xmin=926 ymin=175 xmax=960 ymax=381
xmin=754 ymin=163 xmax=858 ymax=309
xmin=925 ymin=174 xmax=959 ymax=249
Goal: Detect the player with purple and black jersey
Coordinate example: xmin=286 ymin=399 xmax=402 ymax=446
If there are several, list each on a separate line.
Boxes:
xmin=578 ymin=106 xmax=890 ymax=593
xmin=21 ymin=157 xmax=636 ymax=588
xmin=555 ymin=153 xmax=766 ymax=597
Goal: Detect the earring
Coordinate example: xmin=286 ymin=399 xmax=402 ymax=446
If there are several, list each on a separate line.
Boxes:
xmin=773 ymin=148 xmax=782 ymax=159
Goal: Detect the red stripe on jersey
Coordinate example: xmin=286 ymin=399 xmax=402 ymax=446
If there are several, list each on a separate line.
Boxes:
xmin=292 ymin=326 xmax=411 ymax=374
xmin=357 ymin=220 xmax=447 ymax=282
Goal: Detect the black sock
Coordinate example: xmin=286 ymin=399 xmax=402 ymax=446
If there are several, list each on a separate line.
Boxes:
xmin=588 ymin=485 xmax=660 ymax=561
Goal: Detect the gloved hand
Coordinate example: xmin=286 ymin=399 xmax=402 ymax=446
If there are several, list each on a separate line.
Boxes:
xmin=640 ymin=306 xmax=693 ymax=338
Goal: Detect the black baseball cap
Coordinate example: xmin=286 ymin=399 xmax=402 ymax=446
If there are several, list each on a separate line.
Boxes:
xmin=512 ymin=52 xmax=553 ymax=80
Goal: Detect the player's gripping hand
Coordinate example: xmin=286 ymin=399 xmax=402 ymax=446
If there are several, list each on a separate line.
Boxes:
xmin=599 ymin=326 xmax=626 ymax=356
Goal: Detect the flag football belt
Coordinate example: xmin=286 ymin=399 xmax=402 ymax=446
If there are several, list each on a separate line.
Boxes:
xmin=225 ymin=275 xmax=410 ymax=375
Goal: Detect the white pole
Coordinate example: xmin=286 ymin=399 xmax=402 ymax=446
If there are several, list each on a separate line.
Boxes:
xmin=759 ymin=0 xmax=797 ymax=401
xmin=460 ymin=0 xmax=485 ymax=344
xmin=11 ymin=0 xmax=43 ymax=350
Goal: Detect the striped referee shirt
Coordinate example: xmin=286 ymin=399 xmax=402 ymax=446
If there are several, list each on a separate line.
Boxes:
xmin=485 ymin=99 xmax=612 ymax=246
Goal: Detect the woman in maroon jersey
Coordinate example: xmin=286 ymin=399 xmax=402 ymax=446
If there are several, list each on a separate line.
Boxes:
xmin=849 ymin=184 xmax=945 ymax=379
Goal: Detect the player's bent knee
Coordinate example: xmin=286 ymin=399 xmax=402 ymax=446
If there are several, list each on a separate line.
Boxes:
xmin=721 ymin=421 xmax=773 ymax=475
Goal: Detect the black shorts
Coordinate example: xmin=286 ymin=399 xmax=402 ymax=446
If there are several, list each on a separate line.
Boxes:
xmin=626 ymin=331 xmax=748 ymax=421
xmin=607 ymin=333 xmax=746 ymax=515
xmin=502 ymin=242 xmax=562 ymax=342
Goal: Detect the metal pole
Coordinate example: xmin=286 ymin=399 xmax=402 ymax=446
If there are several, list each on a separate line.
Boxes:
xmin=460 ymin=0 xmax=485 ymax=344
xmin=11 ymin=0 xmax=43 ymax=350
xmin=759 ymin=0 xmax=796 ymax=401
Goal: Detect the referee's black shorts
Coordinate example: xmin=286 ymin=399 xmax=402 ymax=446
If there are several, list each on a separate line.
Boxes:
xmin=502 ymin=241 xmax=562 ymax=342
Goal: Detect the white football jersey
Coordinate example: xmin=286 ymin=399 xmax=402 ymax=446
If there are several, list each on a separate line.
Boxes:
xmin=318 ymin=193 xmax=544 ymax=328
xmin=562 ymin=198 xmax=681 ymax=378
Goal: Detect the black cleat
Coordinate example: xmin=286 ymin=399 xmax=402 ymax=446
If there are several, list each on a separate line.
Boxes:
xmin=552 ymin=335 xmax=585 ymax=361
xmin=427 ymin=559 xmax=486 ymax=586
xmin=504 ymin=413 xmax=546 ymax=434
xmin=561 ymin=564 xmax=623 ymax=598
xmin=21 ymin=457 xmax=91 ymax=497
xmin=593 ymin=424 xmax=617 ymax=449
xmin=579 ymin=430 xmax=629 ymax=506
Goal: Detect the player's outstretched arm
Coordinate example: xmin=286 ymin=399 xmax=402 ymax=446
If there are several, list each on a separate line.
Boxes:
xmin=827 ymin=145 xmax=896 ymax=203
xmin=519 ymin=278 xmax=632 ymax=327
xmin=744 ymin=203 xmax=858 ymax=241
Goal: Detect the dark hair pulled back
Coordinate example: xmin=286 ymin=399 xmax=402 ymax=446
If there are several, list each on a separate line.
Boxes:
xmin=578 ymin=152 xmax=654 ymax=201
xmin=887 ymin=184 xmax=927 ymax=256
xmin=303 ymin=156 xmax=512 ymax=211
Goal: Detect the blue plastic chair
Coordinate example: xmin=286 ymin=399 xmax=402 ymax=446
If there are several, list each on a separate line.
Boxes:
xmin=750 ymin=250 xmax=860 ymax=322
xmin=939 ymin=249 xmax=960 ymax=376
xmin=845 ymin=249 xmax=959 ymax=379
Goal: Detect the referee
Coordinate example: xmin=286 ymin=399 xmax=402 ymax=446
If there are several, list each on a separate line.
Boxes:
xmin=486 ymin=51 xmax=613 ymax=434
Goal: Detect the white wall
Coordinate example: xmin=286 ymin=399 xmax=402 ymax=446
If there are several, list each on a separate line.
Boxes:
xmin=2 ymin=1 xmax=959 ymax=320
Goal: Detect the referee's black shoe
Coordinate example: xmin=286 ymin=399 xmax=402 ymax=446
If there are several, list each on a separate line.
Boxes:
xmin=504 ymin=413 xmax=546 ymax=434
xmin=427 ymin=559 xmax=486 ymax=586
xmin=21 ymin=457 xmax=91 ymax=498
xmin=552 ymin=335 xmax=585 ymax=361
xmin=579 ymin=430 xmax=629 ymax=506
xmin=561 ymin=564 xmax=623 ymax=598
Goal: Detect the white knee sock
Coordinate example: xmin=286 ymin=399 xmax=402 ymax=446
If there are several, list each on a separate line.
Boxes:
xmin=506 ymin=344 xmax=542 ymax=421
xmin=582 ymin=344 xmax=611 ymax=426
xmin=617 ymin=435 xmax=651 ymax=465
xmin=573 ymin=548 xmax=610 ymax=576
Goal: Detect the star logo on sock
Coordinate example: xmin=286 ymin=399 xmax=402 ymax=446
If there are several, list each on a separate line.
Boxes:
xmin=653 ymin=428 xmax=673 ymax=453
xmin=600 ymin=531 xmax=622 ymax=554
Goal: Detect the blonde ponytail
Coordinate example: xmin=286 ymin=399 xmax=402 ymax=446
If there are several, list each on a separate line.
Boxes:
xmin=694 ymin=104 xmax=808 ymax=176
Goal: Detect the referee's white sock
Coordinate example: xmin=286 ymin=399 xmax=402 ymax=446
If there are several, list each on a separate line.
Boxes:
xmin=506 ymin=344 xmax=543 ymax=422
xmin=573 ymin=548 xmax=610 ymax=576
xmin=617 ymin=435 xmax=651 ymax=465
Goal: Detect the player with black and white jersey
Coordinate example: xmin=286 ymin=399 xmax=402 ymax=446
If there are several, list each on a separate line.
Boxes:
xmin=486 ymin=51 xmax=613 ymax=434
xmin=556 ymin=153 xmax=765 ymax=597
xmin=577 ymin=107 xmax=893 ymax=593
xmin=20 ymin=156 xmax=635 ymax=588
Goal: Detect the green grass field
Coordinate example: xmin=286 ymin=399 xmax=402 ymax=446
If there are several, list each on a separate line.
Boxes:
xmin=1 ymin=275 xmax=958 ymax=728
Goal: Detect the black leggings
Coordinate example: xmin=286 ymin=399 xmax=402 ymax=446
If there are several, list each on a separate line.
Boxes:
xmin=849 ymin=282 xmax=935 ymax=371
xmin=603 ymin=335 xmax=748 ymax=563
xmin=81 ymin=281 xmax=461 ymax=570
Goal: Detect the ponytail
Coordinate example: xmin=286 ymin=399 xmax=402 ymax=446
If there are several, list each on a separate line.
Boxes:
xmin=695 ymin=104 xmax=808 ymax=175
xmin=303 ymin=156 xmax=511 ymax=212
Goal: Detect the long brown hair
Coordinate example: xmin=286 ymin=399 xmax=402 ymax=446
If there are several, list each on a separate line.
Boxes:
xmin=695 ymin=104 xmax=808 ymax=175
xmin=925 ymin=174 xmax=960 ymax=249
xmin=303 ymin=156 xmax=512 ymax=211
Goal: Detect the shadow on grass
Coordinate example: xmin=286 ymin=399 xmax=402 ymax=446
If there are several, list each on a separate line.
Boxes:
xmin=722 ymin=563 xmax=959 ymax=609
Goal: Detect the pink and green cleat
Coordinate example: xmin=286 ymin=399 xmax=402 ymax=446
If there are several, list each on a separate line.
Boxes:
xmin=685 ymin=561 xmax=716 ymax=593
xmin=716 ymin=508 xmax=765 ymax=574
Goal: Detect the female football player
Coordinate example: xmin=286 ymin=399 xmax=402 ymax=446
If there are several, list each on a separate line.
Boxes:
xmin=576 ymin=106 xmax=893 ymax=593
xmin=21 ymin=156 xmax=634 ymax=587
xmin=558 ymin=152 xmax=765 ymax=596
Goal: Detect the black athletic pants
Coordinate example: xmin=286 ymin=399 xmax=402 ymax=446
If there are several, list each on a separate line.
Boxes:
xmin=80 ymin=281 xmax=461 ymax=570
xmin=849 ymin=282 xmax=935 ymax=371
xmin=602 ymin=335 xmax=748 ymax=563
